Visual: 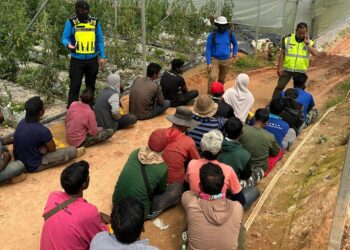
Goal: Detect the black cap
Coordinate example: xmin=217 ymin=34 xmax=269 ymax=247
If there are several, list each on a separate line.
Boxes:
xmin=75 ymin=1 xmax=89 ymax=10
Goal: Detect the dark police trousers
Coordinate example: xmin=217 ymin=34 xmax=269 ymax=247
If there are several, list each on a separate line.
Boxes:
xmin=68 ymin=57 xmax=99 ymax=107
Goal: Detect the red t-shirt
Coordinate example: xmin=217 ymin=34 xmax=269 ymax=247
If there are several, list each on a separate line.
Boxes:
xmin=65 ymin=101 xmax=100 ymax=147
xmin=185 ymin=159 xmax=242 ymax=194
xmin=162 ymin=127 xmax=200 ymax=184
xmin=40 ymin=191 xmax=108 ymax=250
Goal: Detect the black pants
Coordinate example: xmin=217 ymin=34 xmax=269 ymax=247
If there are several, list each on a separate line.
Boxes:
xmin=68 ymin=57 xmax=99 ymax=107
xmin=171 ymin=90 xmax=199 ymax=107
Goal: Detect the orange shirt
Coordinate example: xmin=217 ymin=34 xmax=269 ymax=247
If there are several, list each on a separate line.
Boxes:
xmin=185 ymin=159 xmax=242 ymax=194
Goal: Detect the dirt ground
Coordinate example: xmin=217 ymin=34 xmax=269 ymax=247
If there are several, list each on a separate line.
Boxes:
xmin=1 ymin=33 xmax=350 ymax=250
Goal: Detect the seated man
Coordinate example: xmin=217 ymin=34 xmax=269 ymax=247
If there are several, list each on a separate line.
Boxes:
xmin=266 ymin=98 xmax=296 ymax=150
xmin=163 ymin=106 xmax=200 ymax=184
xmin=95 ymin=73 xmax=137 ymax=131
xmin=113 ymin=129 xmax=182 ymax=220
xmin=218 ymin=117 xmax=264 ymax=187
xmin=240 ymin=108 xmax=282 ymax=177
xmin=182 ymin=162 xmax=243 ymax=250
xmin=188 ymin=95 xmax=226 ymax=150
xmin=280 ymin=88 xmax=305 ymax=135
xmin=129 ymin=63 xmax=171 ymax=120
xmin=210 ymin=81 xmax=235 ymax=119
xmin=90 ymin=197 xmax=158 ymax=250
xmin=0 ymin=111 xmax=25 ymax=184
xmin=13 ymin=96 xmax=84 ymax=172
xmin=66 ymin=89 xmax=114 ymax=147
xmin=186 ymin=130 xmax=245 ymax=206
xmin=160 ymin=59 xmax=198 ymax=107
xmin=292 ymin=73 xmax=318 ymax=125
xmin=40 ymin=161 xmax=110 ymax=250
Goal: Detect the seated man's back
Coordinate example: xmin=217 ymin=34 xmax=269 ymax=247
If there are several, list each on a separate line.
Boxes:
xmin=41 ymin=191 xmax=107 ymax=250
xmin=129 ymin=77 xmax=158 ymax=120
xmin=182 ymin=162 xmax=243 ymax=250
xmin=14 ymin=119 xmax=52 ymax=172
xmin=239 ymin=125 xmax=280 ymax=172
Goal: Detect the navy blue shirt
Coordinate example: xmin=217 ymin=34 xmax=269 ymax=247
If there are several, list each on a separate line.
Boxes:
xmin=14 ymin=120 xmax=52 ymax=172
xmin=265 ymin=114 xmax=289 ymax=148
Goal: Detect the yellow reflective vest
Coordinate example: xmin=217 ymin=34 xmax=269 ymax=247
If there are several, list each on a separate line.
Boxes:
xmin=283 ymin=34 xmax=314 ymax=73
xmin=71 ymin=17 xmax=97 ymax=54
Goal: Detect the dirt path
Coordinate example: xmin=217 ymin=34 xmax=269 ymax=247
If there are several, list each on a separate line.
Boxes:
xmin=1 ymin=33 xmax=350 ymax=250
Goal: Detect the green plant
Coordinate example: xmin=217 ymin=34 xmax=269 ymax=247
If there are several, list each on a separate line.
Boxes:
xmin=324 ymin=79 xmax=350 ymax=109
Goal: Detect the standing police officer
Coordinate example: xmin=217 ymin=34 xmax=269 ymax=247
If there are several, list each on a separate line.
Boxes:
xmin=62 ymin=1 xmax=107 ymax=107
xmin=272 ymin=22 xmax=318 ymax=99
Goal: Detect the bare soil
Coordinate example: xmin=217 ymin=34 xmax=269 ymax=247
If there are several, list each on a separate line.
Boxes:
xmin=1 ymin=33 xmax=350 ymax=250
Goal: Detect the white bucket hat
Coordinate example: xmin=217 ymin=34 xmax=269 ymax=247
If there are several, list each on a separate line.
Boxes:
xmin=214 ymin=16 xmax=228 ymax=25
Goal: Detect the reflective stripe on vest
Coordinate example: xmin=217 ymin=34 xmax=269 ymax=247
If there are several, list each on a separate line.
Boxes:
xmin=73 ymin=18 xmax=97 ymax=54
xmin=283 ymin=34 xmax=313 ymax=73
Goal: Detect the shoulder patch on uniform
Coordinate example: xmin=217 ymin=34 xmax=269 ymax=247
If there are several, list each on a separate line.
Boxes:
xmin=69 ymin=15 xmax=77 ymax=20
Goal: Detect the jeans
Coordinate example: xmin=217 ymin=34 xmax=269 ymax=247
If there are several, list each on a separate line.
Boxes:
xmin=35 ymin=147 xmax=77 ymax=172
xmin=146 ymin=182 xmax=183 ymax=220
xmin=150 ymin=100 xmax=171 ymax=119
xmin=68 ymin=57 xmax=99 ymax=107
xmin=0 ymin=160 xmax=25 ymax=184
xmin=171 ymin=90 xmax=199 ymax=107
xmin=116 ymin=114 xmax=137 ymax=130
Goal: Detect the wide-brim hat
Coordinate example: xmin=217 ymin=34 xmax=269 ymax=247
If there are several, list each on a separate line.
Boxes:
xmin=214 ymin=16 xmax=228 ymax=25
xmin=193 ymin=95 xmax=218 ymax=118
xmin=166 ymin=106 xmax=199 ymax=128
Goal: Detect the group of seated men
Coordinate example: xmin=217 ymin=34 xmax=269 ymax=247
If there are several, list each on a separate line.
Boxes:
xmin=0 ymin=59 xmax=317 ymax=249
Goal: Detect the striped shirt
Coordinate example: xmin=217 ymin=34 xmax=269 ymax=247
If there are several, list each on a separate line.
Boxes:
xmin=188 ymin=115 xmax=226 ymax=150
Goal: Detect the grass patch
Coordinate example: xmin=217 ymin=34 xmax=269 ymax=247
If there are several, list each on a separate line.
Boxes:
xmin=324 ymin=79 xmax=350 ymax=109
xmin=232 ymin=53 xmax=274 ymax=73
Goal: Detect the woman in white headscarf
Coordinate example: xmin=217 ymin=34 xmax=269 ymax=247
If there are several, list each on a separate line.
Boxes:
xmin=223 ymin=73 xmax=254 ymax=123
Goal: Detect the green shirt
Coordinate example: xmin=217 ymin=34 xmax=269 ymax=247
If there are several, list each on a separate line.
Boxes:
xmin=112 ymin=149 xmax=167 ymax=217
xmin=218 ymin=139 xmax=251 ymax=179
xmin=239 ymin=126 xmax=280 ymax=171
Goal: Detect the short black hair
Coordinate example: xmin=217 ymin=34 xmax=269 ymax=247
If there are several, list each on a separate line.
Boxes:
xmin=171 ymin=59 xmax=185 ymax=71
xmin=112 ymin=197 xmax=145 ymax=244
xmin=254 ymin=108 xmax=269 ymax=123
xmin=293 ymin=73 xmax=308 ymax=88
xmin=200 ymin=162 xmax=224 ymax=195
xmin=285 ymin=88 xmax=299 ymax=99
xmin=25 ymin=96 xmax=44 ymax=122
xmin=296 ymin=22 xmax=308 ymax=30
xmin=60 ymin=160 xmax=90 ymax=195
xmin=269 ymin=98 xmax=284 ymax=115
xmin=75 ymin=0 xmax=89 ymax=10
xmin=146 ymin=63 xmax=161 ymax=78
xmin=224 ymin=117 xmax=243 ymax=139
xmin=80 ymin=88 xmax=93 ymax=104
xmin=202 ymin=151 xmax=219 ymax=160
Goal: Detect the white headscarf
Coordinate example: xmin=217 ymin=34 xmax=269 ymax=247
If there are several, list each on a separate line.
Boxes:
xmin=223 ymin=73 xmax=254 ymax=123
xmin=107 ymin=73 xmax=121 ymax=94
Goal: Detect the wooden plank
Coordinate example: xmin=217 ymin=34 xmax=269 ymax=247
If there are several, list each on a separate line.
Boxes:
xmin=328 ymin=137 xmax=350 ymax=250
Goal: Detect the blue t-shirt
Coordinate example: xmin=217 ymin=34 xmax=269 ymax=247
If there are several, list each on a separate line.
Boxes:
xmin=265 ymin=114 xmax=289 ymax=148
xmin=14 ymin=120 xmax=52 ymax=172
xmin=295 ymin=88 xmax=315 ymax=119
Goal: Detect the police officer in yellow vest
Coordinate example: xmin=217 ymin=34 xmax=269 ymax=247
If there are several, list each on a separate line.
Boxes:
xmin=272 ymin=22 xmax=318 ymax=99
xmin=62 ymin=1 xmax=107 ymax=107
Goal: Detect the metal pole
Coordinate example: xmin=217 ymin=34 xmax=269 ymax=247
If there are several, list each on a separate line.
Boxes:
xmin=114 ymin=0 xmax=118 ymax=30
xmin=254 ymin=0 xmax=262 ymax=58
xmin=141 ymin=0 xmax=147 ymax=76
xmin=26 ymin=0 xmax=50 ymax=32
xmin=216 ymin=0 xmax=222 ymax=17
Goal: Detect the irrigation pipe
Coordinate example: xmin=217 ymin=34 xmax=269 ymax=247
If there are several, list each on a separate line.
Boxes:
xmin=244 ymin=97 xmax=348 ymax=231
